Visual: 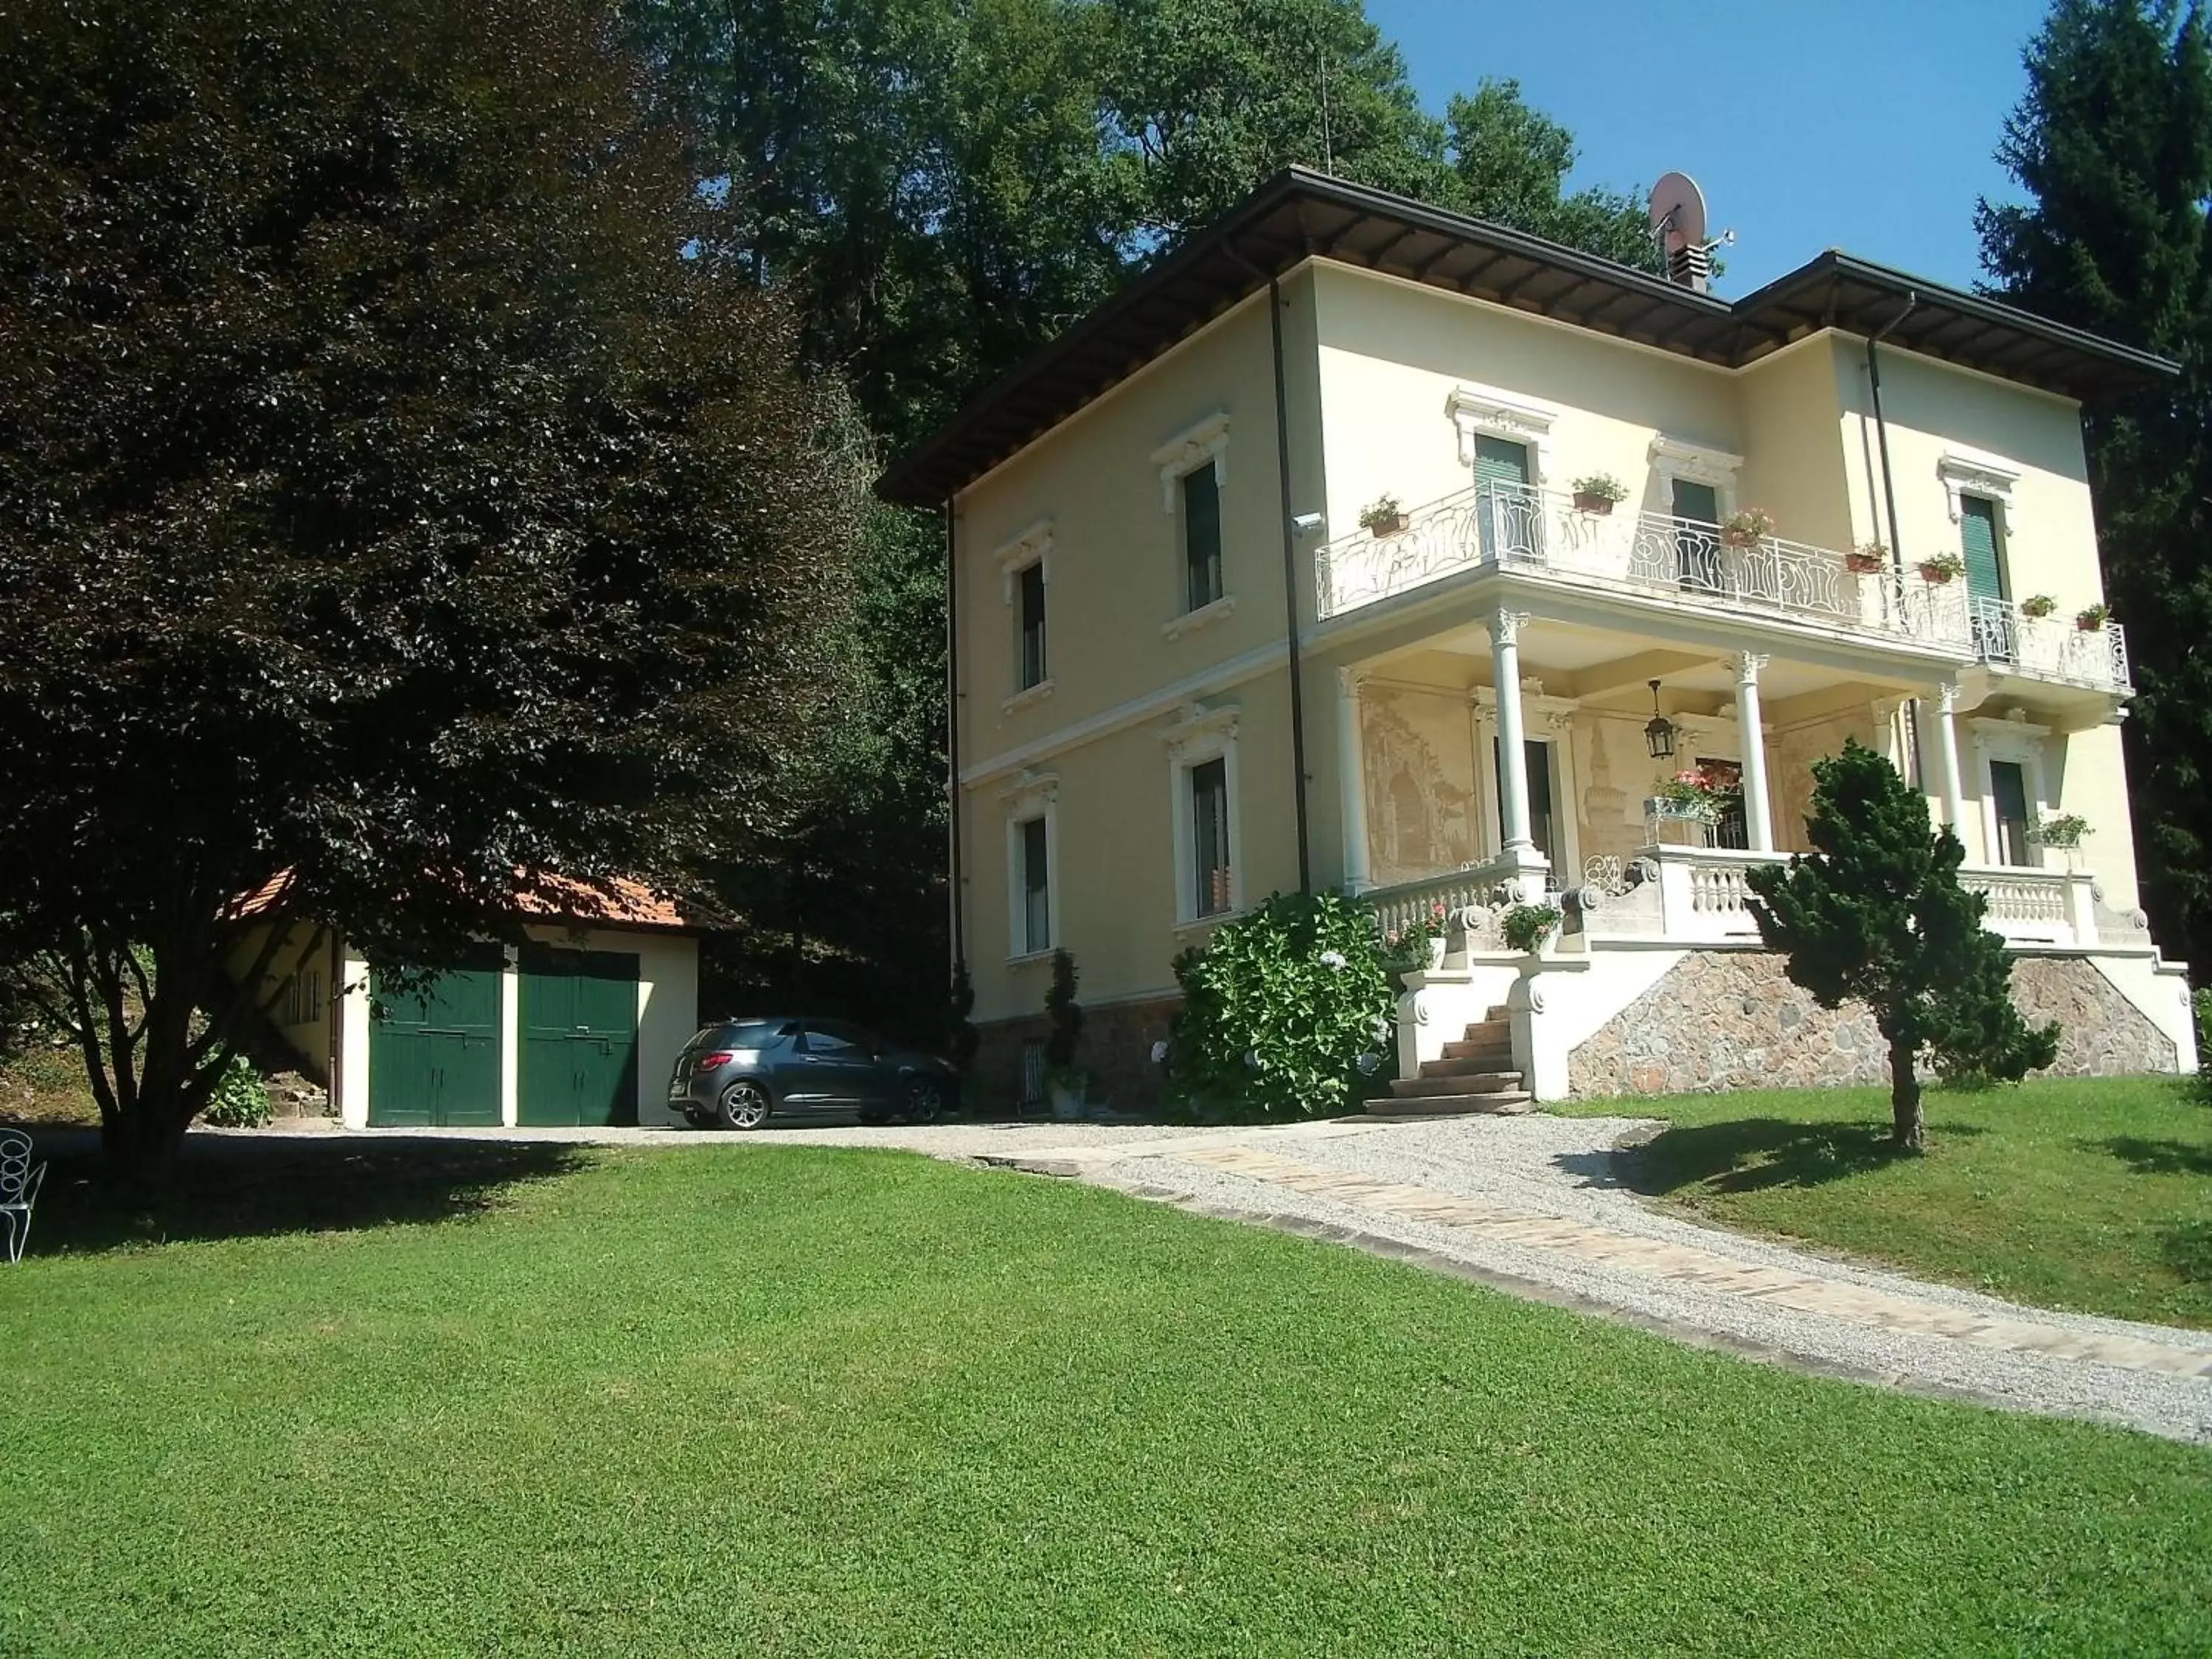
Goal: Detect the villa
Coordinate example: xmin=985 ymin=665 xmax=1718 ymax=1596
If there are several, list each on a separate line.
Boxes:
xmin=878 ymin=168 xmax=2197 ymax=1110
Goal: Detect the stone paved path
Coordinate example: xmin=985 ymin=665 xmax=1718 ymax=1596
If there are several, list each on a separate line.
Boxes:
xmin=1172 ymin=1144 xmax=2212 ymax=1382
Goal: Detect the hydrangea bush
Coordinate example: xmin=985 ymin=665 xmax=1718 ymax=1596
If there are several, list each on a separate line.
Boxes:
xmin=1169 ymin=890 xmax=1398 ymax=1120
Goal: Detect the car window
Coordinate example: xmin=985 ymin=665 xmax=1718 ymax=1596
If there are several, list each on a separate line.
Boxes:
xmin=708 ymin=1020 xmax=789 ymax=1047
xmin=802 ymin=1023 xmax=867 ymax=1059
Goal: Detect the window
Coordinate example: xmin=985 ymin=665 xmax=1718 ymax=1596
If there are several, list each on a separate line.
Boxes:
xmin=1165 ymin=704 xmax=1240 ymax=926
xmin=1001 ymin=771 xmax=1059 ymax=960
xmin=1492 ymin=737 xmax=1560 ymax=865
xmin=1020 ymin=815 xmax=1051 ymax=954
xmin=1191 ymin=757 xmax=1231 ymax=917
xmin=1017 ymin=560 xmax=1047 ymax=689
xmin=1183 ymin=464 xmax=1222 ymax=613
xmin=802 ymin=1023 xmax=868 ymax=1059
xmin=280 ymin=968 xmax=321 ymax=1028
xmin=1670 ymin=477 xmax=1724 ymax=592
xmin=1989 ymin=759 xmax=2032 ymax=867
xmin=1472 ymin=435 xmax=1533 ymax=561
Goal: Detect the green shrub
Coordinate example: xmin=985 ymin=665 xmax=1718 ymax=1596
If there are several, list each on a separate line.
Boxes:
xmin=1169 ymin=891 xmax=1397 ymax=1121
xmin=201 ymin=1054 xmax=271 ymax=1128
xmin=2195 ymin=987 xmax=2212 ymax=1076
xmin=1043 ymin=948 xmax=1085 ymax=1088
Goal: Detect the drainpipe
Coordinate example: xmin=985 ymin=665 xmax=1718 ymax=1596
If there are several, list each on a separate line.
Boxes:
xmin=1865 ymin=291 xmax=1921 ymax=784
xmin=1865 ymin=291 xmax=1916 ymax=570
xmin=1225 ymin=243 xmax=1314 ymax=893
xmin=944 ymin=499 xmax=966 ymax=969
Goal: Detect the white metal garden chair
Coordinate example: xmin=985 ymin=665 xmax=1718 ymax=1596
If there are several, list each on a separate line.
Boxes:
xmin=0 ymin=1129 xmax=48 ymax=1264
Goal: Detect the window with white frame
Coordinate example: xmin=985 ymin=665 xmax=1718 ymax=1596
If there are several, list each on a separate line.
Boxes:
xmin=1016 ymin=560 xmax=1047 ymax=689
xmin=1967 ymin=716 xmax=2050 ymax=869
xmin=995 ymin=520 xmax=1053 ymax=703
xmin=1001 ymin=771 xmax=1060 ymax=958
xmin=1164 ymin=703 xmax=1241 ymax=925
xmin=1151 ymin=413 xmax=1230 ymax=618
xmin=1649 ymin=435 xmax=1742 ymax=524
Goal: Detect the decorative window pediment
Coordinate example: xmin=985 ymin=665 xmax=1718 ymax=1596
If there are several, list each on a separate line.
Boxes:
xmin=995 ymin=518 xmax=1054 ymax=602
xmin=1649 ymin=434 xmax=1745 ymax=490
xmin=1445 ymin=383 xmax=1558 ymax=479
xmin=1161 ymin=700 xmax=1239 ymax=762
xmin=1152 ymin=412 xmax=1230 ymax=512
xmin=997 ymin=768 xmax=1060 ymax=812
xmin=1966 ymin=714 xmax=2050 ymax=764
xmin=1938 ymin=450 xmax=2021 ymax=524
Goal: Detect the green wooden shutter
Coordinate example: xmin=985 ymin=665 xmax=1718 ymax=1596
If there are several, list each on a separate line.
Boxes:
xmin=1961 ymin=495 xmax=2006 ymax=602
xmin=1671 ymin=479 xmax=1719 ymax=526
xmin=1472 ymin=435 xmax=1530 ymax=492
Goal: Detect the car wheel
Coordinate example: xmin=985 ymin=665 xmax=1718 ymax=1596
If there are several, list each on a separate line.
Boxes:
xmin=902 ymin=1076 xmax=945 ymax=1124
xmin=717 ymin=1080 xmax=771 ymax=1131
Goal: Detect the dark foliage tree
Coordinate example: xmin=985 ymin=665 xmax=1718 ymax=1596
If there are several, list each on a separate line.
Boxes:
xmin=1747 ymin=742 xmax=2059 ymax=1152
xmin=1977 ymin=0 xmax=2212 ymax=966
xmin=0 ymin=0 xmax=859 ymax=1183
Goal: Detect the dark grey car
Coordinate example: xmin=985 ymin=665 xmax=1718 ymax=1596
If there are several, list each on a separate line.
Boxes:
xmin=668 ymin=1018 xmax=960 ymax=1130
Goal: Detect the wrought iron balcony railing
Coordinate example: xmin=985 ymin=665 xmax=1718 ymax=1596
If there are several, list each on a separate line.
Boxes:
xmin=1314 ymin=483 xmax=2132 ymax=693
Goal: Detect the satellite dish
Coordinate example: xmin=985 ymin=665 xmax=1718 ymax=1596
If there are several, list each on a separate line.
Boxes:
xmin=1649 ymin=172 xmax=1707 ymax=246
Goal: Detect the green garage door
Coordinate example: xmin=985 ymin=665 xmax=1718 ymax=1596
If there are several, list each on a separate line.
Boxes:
xmin=367 ymin=957 xmax=504 ymax=1127
xmin=518 ymin=947 xmax=639 ymax=1127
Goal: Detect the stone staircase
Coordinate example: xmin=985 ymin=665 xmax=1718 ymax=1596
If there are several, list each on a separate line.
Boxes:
xmin=1367 ymin=1006 xmax=1534 ymax=1118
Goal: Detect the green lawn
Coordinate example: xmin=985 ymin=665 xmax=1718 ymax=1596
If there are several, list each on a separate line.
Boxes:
xmin=1557 ymin=1075 xmax=2212 ymax=1328
xmin=2 ymin=1141 xmax=2208 ymax=1656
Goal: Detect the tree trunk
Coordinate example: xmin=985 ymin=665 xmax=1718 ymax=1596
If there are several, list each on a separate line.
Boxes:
xmin=1885 ymin=1031 xmax=1925 ymax=1152
xmin=100 ymin=1096 xmax=194 ymax=1193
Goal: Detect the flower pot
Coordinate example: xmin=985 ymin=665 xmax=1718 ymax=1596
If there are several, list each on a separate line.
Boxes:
xmin=1367 ymin=512 xmax=1411 ymax=538
xmin=1918 ymin=563 xmax=1956 ymax=585
xmin=1425 ymin=935 xmax=1448 ymax=970
xmin=1572 ymin=492 xmax=1616 ymax=515
xmin=2076 ymin=616 xmax=2107 ymax=633
xmin=1721 ymin=530 xmax=1762 ymax=550
xmin=1844 ymin=554 xmax=1884 ymax=575
xmin=1048 ymin=1082 xmax=1085 ymax=1121
xmin=2022 ymin=604 xmax=2054 ymax=619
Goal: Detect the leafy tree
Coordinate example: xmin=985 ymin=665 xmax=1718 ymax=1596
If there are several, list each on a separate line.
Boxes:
xmin=1977 ymin=0 xmax=2212 ymax=967
xmin=0 ymin=0 xmax=858 ymax=1183
xmin=1444 ymin=80 xmax=1662 ymax=273
xmin=1747 ymin=742 xmax=2059 ymax=1151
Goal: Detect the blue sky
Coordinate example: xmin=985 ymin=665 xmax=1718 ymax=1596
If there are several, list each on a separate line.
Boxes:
xmin=1366 ymin=0 xmax=2051 ymax=296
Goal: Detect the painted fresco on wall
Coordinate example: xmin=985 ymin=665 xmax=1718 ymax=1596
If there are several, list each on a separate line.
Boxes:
xmin=1362 ymin=685 xmax=1477 ymax=886
xmin=1579 ymin=716 xmax=1655 ymax=868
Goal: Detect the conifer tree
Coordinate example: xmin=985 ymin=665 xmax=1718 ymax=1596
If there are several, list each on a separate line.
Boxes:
xmin=1746 ymin=742 xmax=2059 ymax=1151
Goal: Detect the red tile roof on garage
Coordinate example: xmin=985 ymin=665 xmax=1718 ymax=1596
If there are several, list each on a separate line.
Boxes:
xmin=232 ymin=870 xmax=702 ymax=931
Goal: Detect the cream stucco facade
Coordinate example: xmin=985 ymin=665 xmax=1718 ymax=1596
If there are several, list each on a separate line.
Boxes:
xmin=932 ymin=187 xmax=2191 ymax=1103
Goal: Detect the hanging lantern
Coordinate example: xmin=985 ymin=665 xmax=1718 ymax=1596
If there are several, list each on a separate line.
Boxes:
xmin=1644 ymin=678 xmax=1676 ymax=760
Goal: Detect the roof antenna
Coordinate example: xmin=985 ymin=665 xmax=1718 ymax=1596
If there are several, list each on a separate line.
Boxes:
xmin=1648 ymin=173 xmax=1733 ymax=292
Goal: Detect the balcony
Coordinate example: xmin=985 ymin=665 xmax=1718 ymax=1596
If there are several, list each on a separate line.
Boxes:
xmin=1366 ymin=846 xmax=2124 ymax=956
xmin=1314 ymin=483 xmax=2132 ymax=695
xmin=1967 ymin=596 xmax=2132 ymax=692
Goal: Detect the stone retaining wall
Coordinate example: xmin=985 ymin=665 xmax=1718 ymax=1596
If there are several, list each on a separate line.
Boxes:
xmin=1569 ymin=950 xmax=2175 ymax=1099
xmin=970 ymin=995 xmax=1180 ymax=1113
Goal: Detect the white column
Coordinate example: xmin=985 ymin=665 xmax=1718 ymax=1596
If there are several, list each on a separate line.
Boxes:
xmin=1734 ymin=652 xmax=1774 ymax=853
xmin=1491 ymin=611 xmax=1534 ymax=855
xmin=1337 ymin=667 xmax=1371 ymax=894
xmin=1930 ymin=681 xmax=1968 ymax=842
